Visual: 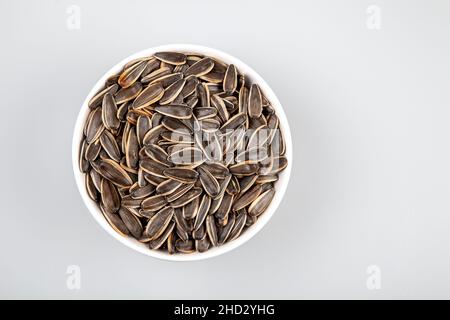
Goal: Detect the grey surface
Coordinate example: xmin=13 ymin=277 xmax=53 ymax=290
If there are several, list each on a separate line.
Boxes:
xmin=1 ymin=0 xmax=450 ymax=299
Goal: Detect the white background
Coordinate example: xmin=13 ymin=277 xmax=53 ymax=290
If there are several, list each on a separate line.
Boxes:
xmin=0 ymin=0 xmax=449 ymax=299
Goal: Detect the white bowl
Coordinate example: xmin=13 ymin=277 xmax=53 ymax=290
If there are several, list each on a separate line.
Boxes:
xmin=72 ymin=44 xmax=292 ymax=261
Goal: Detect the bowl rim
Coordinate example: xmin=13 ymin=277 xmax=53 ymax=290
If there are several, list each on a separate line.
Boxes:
xmin=72 ymin=44 xmax=293 ymax=261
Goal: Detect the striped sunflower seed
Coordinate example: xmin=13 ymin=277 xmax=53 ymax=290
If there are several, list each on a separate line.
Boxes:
xmin=183 ymin=196 xmax=199 ymax=220
xmin=184 ymin=57 xmax=214 ymax=77
xmin=102 ymin=93 xmax=120 ymax=131
xmin=118 ymin=207 xmax=143 ymax=238
xmin=159 ymin=79 xmax=186 ymax=105
xmin=145 ymin=206 xmax=174 ymax=240
xmin=197 ymin=166 xmax=220 ymax=198
xmin=248 ymin=188 xmax=275 ymax=216
xmin=141 ymin=194 xmax=168 ymax=212
xmin=89 ymin=84 xmax=119 ymax=109
xmin=154 ymin=52 xmax=187 ymax=65
xmin=149 ymin=222 xmax=175 ymax=250
xmin=205 ymin=215 xmax=218 ymax=247
xmin=248 ymin=84 xmax=262 ymax=118
xmin=118 ymin=60 xmax=147 ymax=88
xmin=132 ymin=82 xmax=164 ymax=109
xmin=155 ymin=104 xmax=192 ymax=119
xmin=223 ymin=64 xmax=237 ymax=93
xmin=193 ymin=194 xmax=211 ymax=231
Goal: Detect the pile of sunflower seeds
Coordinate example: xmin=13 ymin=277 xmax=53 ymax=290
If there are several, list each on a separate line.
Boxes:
xmin=79 ymin=51 xmax=288 ymax=254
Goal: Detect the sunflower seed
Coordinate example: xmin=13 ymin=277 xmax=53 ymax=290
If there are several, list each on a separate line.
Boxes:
xmin=223 ymin=64 xmax=237 ymax=93
xmin=155 ymin=104 xmax=192 ymax=119
xmin=100 ymin=204 xmax=129 ymax=236
xmin=218 ymin=212 xmax=236 ymax=244
xmin=142 ymin=124 xmax=164 ymax=146
xmin=168 ymin=146 xmax=203 ymax=165
xmin=197 ymin=83 xmax=210 ymax=108
xmin=200 ymin=70 xmax=224 ymax=83
xmin=149 ymin=221 xmax=175 ymax=250
xmin=93 ymin=159 xmax=133 ymax=187
xmin=198 ymin=166 xmax=220 ymax=197
xmin=115 ymin=85 xmax=140 ymax=110
xmin=174 ymin=208 xmax=191 ymax=240
xmin=159 ymin=79 xmax=186 ymax=105
xmin=132 ymin=82 xmax=164 ymax=109
xmin=101 ymin=93 xmax=120 ymax=131
xmin=194 ymin=107 xmax=217 ymax=120
xmin=142 ymin=194 xmax=168 ymax=213
xmin=161 ymin=117 xmax=192 ymax=134
xmin=154 ymin=52 xmax=187 ymax=65
xmin=99 ymin=131 xmax=121 ymax=162
xmin=85 ymin=173 xmax=98 ymax=201
xmin=180 ymin=76 xmax=198 ymax=98
xmin=156 ymin=179 xmax=182 ymax=195
xmin=144 ymin=145 xmax=171 ymax=166
xmin=248 ymin=188 xmax=275 ymax=217
xmin=211 ymin=95 xmax=229 ymax=122
xmin=144 ymin=172 xmax=166 ymax=186
xmin=86 ymin=107 xmax=104 ymax=143
xmin=89 ymin=168 xmax=102 ymax=192
xmin=118 ymin=207 xmax=143 ymax=238
xmin=163 ymin=167 xmax=198 ymax=183
xmin=79 ymin=141 xmax=90 ymax=173
xmin=201 ymin=163 xmax=229 ymax=179
xmin=85 ymin=140 xmax=102 ymax=162
xmin=125 ymin=128 xmax=139 ymax=169
xmin=238 ymin=174 xmax=258 ymax=194
xmin=140 ymin=158 xmax=169 ymax=178
xmin=118 ymin=60 xmax=147 ymax=88
xmin=193 ymin=194 xmax=211 ymax=231
xmin=229 ymin=162 xmax=259 ymax=176
xmin=220 ymin=112 xmax=246 ymax=133
xmin=216 ymin=174 xmax=232 ymax=199
xmin=141 ymin=58 xmax=160 ymax=77
xmin=183 ymin=196 xmax=199 ymax=220
xmin=141 ymin=67 xmax=171 ymax=84
xmin=145 ymin=206 xmax=174 ymax=240
xmin=100 ymin=179 xmax=120 ymax=213
xmin=175 ymin=239 xmax=195 ymax=253
xmin=153 ymin=73 xmax=184 ymax=89
xmin=89 ymin=84 xmax=119 ymax=109
xmin=206 ymin=215 xmax=218 ymax=247
xmin=139 ymin=209 xmax=156 ymax=219
xmin=269 ymin=156 xmax=288 ymax=174
xmin=248 ymin=84 xmax=262 ymax=118
xmin=232 ymin=184 xmax=262 ymax=211
xmin=226 ymin=175 xmax=240 ymax=195
xmin=130 ymin=184 xmax=155 ymax=199
xmin=121 ymin=197 xmax=142 ymax=209
xmin=228 ymin=210 xmax=247 ymax=241
xmin=192 ymin=223 xmax=206 ymax=240
xmin=200 ymin=118 xmax=220 ymax=132
xmin=209 ymin=193 xmax=223 ymax=214
xmin=215 ymin=193 xmax=233 ymax=220
xmin=167 ymin=231 xmax=176 ymax=254
xmin=195 ymin=236 xmax=210 ymax=253
xmin=165 ymin=183 xmax=194 ymax=202
xmin=184 ymin=57 xmax=214 ymax=77
xmin=256 ymin=174 xmax=278 ymax=184
xmin=169 ymin=188 xmax=202 ymax=208
xmin=136 ymin=115 xmax=152 ymax=146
